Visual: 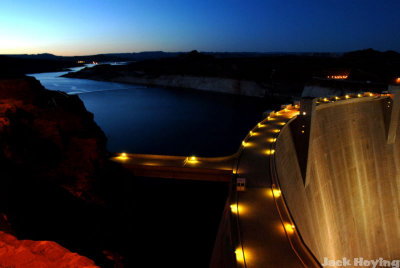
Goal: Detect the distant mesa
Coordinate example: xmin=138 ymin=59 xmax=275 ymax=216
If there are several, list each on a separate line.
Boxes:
xmin=62 ymin=49 xmax=400 ymax=98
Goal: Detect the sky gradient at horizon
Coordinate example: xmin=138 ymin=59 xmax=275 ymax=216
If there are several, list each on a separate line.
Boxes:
xmin=0 ymin=0 xmax=399 ymax=56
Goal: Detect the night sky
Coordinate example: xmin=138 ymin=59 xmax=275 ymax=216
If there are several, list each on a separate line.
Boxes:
xmin=0 ymin=0 xmax=399 ymax=55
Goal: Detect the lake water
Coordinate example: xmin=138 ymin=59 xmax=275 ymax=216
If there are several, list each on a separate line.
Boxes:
xmin=27 ymin=66 xmax=272 ymax=267
xmin=30 ymin=66 xmax=267 ymax=157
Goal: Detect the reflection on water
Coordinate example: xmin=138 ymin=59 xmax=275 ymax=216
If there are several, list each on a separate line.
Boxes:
xmin=30 ymin=67 xmax=266 ymax=156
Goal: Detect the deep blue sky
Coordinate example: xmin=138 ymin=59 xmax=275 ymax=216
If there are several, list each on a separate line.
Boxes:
xmin=0 ymin=0 xmax=399 ymax=55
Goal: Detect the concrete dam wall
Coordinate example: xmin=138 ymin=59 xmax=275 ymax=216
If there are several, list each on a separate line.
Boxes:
xmin=275 ymin=96 xmax=400 ymax=264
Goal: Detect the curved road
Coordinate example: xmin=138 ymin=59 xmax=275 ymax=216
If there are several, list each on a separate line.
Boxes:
xmin=233 ymin=108 xmax=308 ymax=267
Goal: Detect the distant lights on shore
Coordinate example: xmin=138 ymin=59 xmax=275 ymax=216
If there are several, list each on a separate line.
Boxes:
xmin=327 ymin=75 xmax=348 ymax=80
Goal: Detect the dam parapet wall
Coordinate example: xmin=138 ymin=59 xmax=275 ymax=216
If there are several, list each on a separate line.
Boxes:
xmin=302 ymin=78 xmax=388 ymax=98
xmin=275 ymin=95 xmax=400 ymax=264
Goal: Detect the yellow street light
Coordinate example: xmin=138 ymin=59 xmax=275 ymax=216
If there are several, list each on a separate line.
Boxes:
xmin=273 ymin=188 xmax=281 ymax=197
xmin=265 ymin=149 xmax=275 ymax=155
xmin=230 ymin=204 xmax=238 ymax=214
xmin=284 ymin=223 xmax=295 ymax=234
xmin=235 ymin=248 xmax=246 ymax=263
xmin=117 ymin=152 xmax=129 ymax=160
xmin=186 ymin=156 xmax=199 ymax=164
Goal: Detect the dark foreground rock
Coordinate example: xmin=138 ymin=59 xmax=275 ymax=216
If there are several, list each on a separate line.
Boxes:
xmin=0 ymin=76 xmax=129 ymax=267
xmin=0 ymin=231 xmax=99 ymax=268
xmin=0 ymin=76 xmax=229 ymax=268
xmin=0 ymin=76 xmax=107 ymax=198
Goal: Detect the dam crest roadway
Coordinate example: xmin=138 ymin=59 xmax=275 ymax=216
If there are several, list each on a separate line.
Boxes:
xmin=111 ymin=91 xmax=393 ymax=268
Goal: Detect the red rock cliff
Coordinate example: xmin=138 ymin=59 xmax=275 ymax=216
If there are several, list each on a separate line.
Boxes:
xmin=0 ymin=76 xmax=109 ymax=266
xmin=0 ymin=231 xmax=99 ymax=267
xmin=0 ymin=77 xmax=107 ymax=198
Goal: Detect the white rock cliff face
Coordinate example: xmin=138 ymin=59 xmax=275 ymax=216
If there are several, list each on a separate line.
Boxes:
xmin=110 ymin=75 xmax=267 ymax=97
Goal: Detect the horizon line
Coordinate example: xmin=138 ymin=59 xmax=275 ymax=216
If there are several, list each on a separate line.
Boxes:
xmin=1 ymin=48 xmax=400 ymax=58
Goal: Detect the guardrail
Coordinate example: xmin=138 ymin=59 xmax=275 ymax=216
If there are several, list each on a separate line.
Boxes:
xmin=230 ymin=179 xmax=247 ymax=268
xmin=269 ymin=117 xmax=321 ymax=267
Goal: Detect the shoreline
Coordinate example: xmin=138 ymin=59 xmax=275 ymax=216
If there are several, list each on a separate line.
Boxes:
xmin=63 ymin=68 xmax=272 ymax=97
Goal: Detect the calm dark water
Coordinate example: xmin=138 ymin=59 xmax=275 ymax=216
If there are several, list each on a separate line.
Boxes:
xmin=30 ymin=67 xmax=266 ymax=156
xmin=28 ymin=67 xmax=270 ymax=267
